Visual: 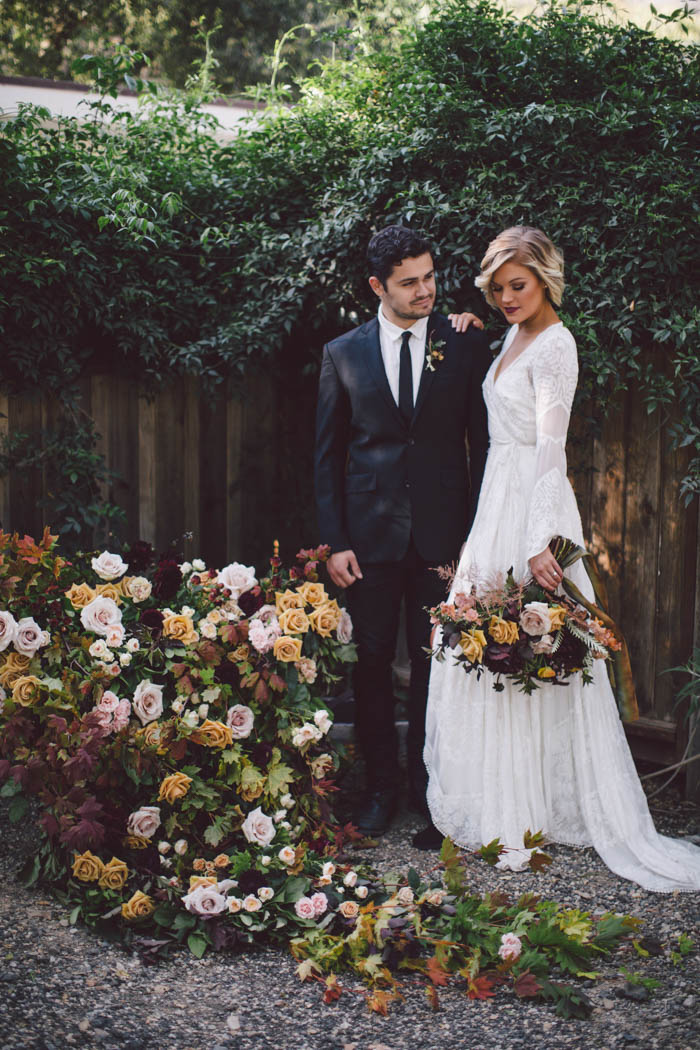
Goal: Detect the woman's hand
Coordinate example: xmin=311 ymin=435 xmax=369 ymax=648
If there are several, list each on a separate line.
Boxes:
xmin=448 ymin=312 xmax=484 ymax=333
xmin=528 ymin=547 xmax=563 ymax=591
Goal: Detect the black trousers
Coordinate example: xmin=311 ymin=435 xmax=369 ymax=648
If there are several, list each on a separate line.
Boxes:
xmin=346 ymin=537 xmax=449 ymax=803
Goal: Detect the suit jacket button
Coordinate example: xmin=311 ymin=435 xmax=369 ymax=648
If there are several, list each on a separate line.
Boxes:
xmin=409 ymin=438 xmax=415 ymax=446
xmin=405 ymin=481 xmax=410 ymax=488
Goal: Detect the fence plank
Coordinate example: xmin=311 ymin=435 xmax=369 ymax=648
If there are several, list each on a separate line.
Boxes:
xmin=588 ymin=399 xmax=627 ymax=620
xmin=226 ymin=385 xmax=245 ymax=561
xmin=138 ymin=395 xmax=157 ymax=545
xmin=155 ymin=381 xmax=186 ymax=553
xmin=0 ymin=393 xmax=10 ymax=531
xmin=622 ymin=395 xmax=661 ymax=716
xmin=9 ymin=394 xmax=43 ymax=538
xmin=183 ymin=377 xmax=200 ymax=560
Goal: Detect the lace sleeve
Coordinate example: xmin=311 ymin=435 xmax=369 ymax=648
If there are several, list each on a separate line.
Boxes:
xmin=525 ymin=328 xmax=579 ymax=562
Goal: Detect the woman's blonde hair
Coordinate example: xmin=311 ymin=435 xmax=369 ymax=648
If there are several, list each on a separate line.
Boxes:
xmin=475 ymin=226 xmax=565 ymax=307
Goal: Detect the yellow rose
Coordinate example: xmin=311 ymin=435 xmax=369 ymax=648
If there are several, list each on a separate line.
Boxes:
xmin=488 ymin=616 xmax=520 ymax=646
xmin=548 ymin=605 xmax=567 ymax=630
xmin=0 ymin=653 xmax=32 ymax=689
xmin=308 ymin=599 xmax=341 ymax=637
xmin=538 ymin=666 xmax=556 ymax=679
xmin=122 ymin=835 xmax=150 ymax=850
xmin=214 ymin=853 xmax=230 ymax=869
xmin=191 ymin=719 xmax=233 ymax=749
xmin=138 ymin=723 xmax=166 ymax=751
xmin=296 ymin=582 xmax=328 ymax=607
xmin=162 ymin=613 xmax=198 ymax=645
xmin=189 ymin=875 xmax=217 ymax=891
xmin=278 ymin=608 xmax=310 ymax=636
xmin=121 ymin=576 xmax=152 ymax=603
xmin=459 ymin=629 xmax=487 ymax=664
xmin=12 ymin=675 xmax=43 ymax=707
xmin=158 ymin=772 xmax=193 ymax=804
xmin=273 ymin=636 xmax=303 ymax=662
xmin=65 ymin=582 xmax=96 ymax=609
xmin=275 ymin=589 xmax=305 ymax=614
xmin=230 ymin=643 xmax=251 ymax=663
xmin=72 ymin=850 xmax=104 ymax=882
xmin=95 ymin=582 xmax=123 ymax=604
xmin=98 ymin=857 xmax=129 ymax=891
xmin=121 ymin=890 xmax=155 ymax=921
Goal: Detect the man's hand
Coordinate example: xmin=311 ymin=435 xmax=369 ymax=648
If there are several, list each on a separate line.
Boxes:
xmin=448 ymin=312 xmax=484 ymax=333
xmin=528 ymin=548 xmax=563 ymax=591
xmin=328 ymin=550 xmax=363 ymax=588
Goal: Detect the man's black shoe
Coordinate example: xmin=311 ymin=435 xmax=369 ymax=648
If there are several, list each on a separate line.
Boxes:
xmin=411 ymin=821 xmax=444 ymax=851
xmin=355 ymin=791 xmax=397 ymax=836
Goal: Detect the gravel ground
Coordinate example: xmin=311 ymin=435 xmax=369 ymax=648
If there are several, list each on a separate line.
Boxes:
xmin=1 ymin=791 xmax=699 ymax=1050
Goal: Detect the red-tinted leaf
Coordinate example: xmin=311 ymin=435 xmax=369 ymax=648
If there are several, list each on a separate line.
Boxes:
xmin=426 ymin=985 xmax=440 ymax=1011
xmin=322 ymin=975 xmax=342 ymax=1004
xmin=466 ymin=975 xmax=496 ymax=1000
xmin=514 ymin=970 xmax=542 ymax=998
xmin=426 ymin=955 xmax=450 ymax=987
xmin=528 ymin=850 xmax=553 ymax=873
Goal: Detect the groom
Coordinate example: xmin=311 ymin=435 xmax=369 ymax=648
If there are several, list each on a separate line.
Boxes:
xmin=314 ymin=226 xmax=491 ymax=848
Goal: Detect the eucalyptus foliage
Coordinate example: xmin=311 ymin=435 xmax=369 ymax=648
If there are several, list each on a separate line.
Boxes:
xmin=0 ymin=0 xmax=698 ymax=500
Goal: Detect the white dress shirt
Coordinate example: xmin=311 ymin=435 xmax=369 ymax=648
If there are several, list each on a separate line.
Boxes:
xmin=377 ymin=305 xmax=429 ymax=408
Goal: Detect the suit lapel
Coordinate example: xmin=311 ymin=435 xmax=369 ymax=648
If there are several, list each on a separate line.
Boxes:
xmin=411 ymin=313 xmax=444 ymax=426
xmin=364 ymin=318 xmax=406 ymax=427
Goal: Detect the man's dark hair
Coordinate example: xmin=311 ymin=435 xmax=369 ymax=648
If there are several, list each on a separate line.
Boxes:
xmin=367 ymin=225 xmax=434 ymax=287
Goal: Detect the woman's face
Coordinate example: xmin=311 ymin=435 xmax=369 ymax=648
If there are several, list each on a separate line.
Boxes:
xmin=490 ymin=261 xmax=548 ymax=324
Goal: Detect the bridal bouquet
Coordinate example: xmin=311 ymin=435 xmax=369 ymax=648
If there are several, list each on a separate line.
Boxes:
xmin=429 ymin=538 xmax=622 ymax=695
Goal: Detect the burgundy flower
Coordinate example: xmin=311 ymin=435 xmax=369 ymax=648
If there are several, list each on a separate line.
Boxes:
xmin=123 ymin=540 xmax=154 ymax=574
xmin=237 ymin=868 xmax=266 ymax=895
xmin=152 ymin=558 xmax=181 ymax=600
xmin=140 ymin=609 xmax=164 ymax=636
xmin=238 ymin=586 xmax=265 ymax=617
xmin=251 ymin=742 xmax=273 ymax=768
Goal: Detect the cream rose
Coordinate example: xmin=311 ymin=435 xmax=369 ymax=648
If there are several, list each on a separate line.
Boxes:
xmin=241 ymin=807 xmax=275 ymax=848
xmin=92 ymin=551 xmax=128 ymax=581
xmin=355 ymin=885 xmax=369 ymax=900
xmin=343 ymin=870 xmax=358 ymax=888
xmin=310 ymin=753 xmax=334 ymax=779
xmin=313 ymin=709 xmax=332 ymax=735
xmin=228 ymin=897 xmax=244 ymax=913
xmin=339 ymin=900 xmax=359 ymax=920
xmin=243 ymin=894 xmax=263 ymax=913
xmin=295 ymin=657 xmax=317 ymax=684
xmin=294 ymin=896 xmax=316 ymax=920
xmin=278 ymin=607 xmax=310 ymax=635
xmin=216 ymin=562 xmax=257 ymax=598
xmin=278 ymin=845 xmax=296 ymax=865
xmin=182 ymin=882 xmax=228 ymax=917
xmin=273 ymin=635 xmax=303 ymax=663
xmin=310 ymin=892 xmax=328 ymax=916
xmin=199 ymin=620 xmax=217 ymax=640
xmin=132 ymin=680 xmax=164 ymax=725
xmin=519 ymin=602 xmax=553 ymax=637
xmin=0 ymin=611 xmax=18 ymax=652
xmin=80 ymin=596 xmax=122 ymax=637
xmin=122 ymin=576 xmax=152 ymax=603
xmin=296 ymin=582 xmax=328 ymax=607
xmin=226 ymin=704 xmax=255 ymax=739
xmin=126 ymin=805 xmax=161 ymax=840
xmin=173 ymin=839 xmax=188 ymax=856
xmin=532 ymin=634 xmax=555 ymax=654
xmin=292 ymin=723 xmax=322 ymax=748
xmin=98 ymin=857 xmax=129 ymax=891
xmin=64 ymin=582 xmax=96 ymax=609
xmin=105 ymin=624 xmax=125 ymax=648
xmin=396 ymin=886 xmax=414 ymax=907
xmin=157 ymin=772 xmax=193 ymax=804
xmin=121 ymin=890 xmax=154 ymax=921
xmin=15 ymin=617 xmax=49 ymax=656
xmin=498 ymin=932 xmax=522 ymax=962
xmin=258 ymin=886 xmax=274 ymax=902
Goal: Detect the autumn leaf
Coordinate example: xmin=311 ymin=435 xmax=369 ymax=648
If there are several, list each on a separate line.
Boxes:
xmin=523 ymin=829 xmax=546 ymax=849
xmin=426 ymin=985 xmax=440 ymax=1011
xmin=466 ymin=974 xmax=496 ymax=1000
xmin=322 ymin=975 xmax=342 ymax=1004
xmin=528 ymin=850 xmax=553 ymax=873
xmin=296 ymin=958 xmax=322 ymax=982
xmin=426 ymin=955 xmax=450 ymax=987
xmin=513 ymin=969 xmax=542 ymax=998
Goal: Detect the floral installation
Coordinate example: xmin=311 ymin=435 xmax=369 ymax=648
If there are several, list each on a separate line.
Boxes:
xmin=429 ymin=537 xmax=623 ymax=695
xmin=0 ymin=530 xmax=642 ymax=1016
xmin=424 ymin=332 xmax=446 ymax=372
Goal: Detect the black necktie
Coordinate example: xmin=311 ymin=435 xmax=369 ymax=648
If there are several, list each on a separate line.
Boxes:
xmin=398 ymin=331 xmax=413 ymax=424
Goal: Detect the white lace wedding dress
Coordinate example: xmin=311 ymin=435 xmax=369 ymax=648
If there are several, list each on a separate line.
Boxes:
xmin=424 ymin=322 xmax=700 ymax=892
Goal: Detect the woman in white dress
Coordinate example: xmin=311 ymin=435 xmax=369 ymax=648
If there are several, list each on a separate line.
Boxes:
xmin=424 ymin=226 xmax=700 ymax=892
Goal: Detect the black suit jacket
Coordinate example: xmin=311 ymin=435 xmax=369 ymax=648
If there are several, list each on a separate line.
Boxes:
xmin=314 ymin=312 xmax=492 ymax=564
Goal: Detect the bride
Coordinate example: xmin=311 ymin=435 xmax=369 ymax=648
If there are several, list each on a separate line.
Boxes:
xmin=423 ymin=226 xmax=700 ymax=892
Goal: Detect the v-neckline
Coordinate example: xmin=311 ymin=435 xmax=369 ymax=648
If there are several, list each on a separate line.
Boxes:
xmin=493 ymin=322 xmax=563 ymax=386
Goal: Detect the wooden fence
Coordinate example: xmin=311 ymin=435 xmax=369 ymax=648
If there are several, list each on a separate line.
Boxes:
xmin=1 ymin=374 xmax=698 ymax=793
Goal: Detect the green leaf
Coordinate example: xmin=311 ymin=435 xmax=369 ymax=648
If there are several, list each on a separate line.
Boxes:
xmin=187 ymin=932 xmax=208 ymax=958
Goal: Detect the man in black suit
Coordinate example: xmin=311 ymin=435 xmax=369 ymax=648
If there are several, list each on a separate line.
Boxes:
xmin=314 ymin=226 xmax=491 ymax=848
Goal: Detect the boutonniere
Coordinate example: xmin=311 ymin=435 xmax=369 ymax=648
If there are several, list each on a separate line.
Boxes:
xmin=425 ymin=332 xmax=446 ymax=372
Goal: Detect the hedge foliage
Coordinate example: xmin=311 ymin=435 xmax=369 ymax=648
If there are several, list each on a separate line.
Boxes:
xmin=0 ymin=0 xmax=698 ymax=497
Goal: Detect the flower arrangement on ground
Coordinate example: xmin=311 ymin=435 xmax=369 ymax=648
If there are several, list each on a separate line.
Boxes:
xmin=429 ymin=537 xmax=622 ymax=695
xmin=0 ymin=530 xmax=641 ymax=1014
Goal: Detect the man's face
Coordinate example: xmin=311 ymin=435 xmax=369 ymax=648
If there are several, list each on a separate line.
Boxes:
xmin=369 ymin=252 xmax=436 ymax=328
